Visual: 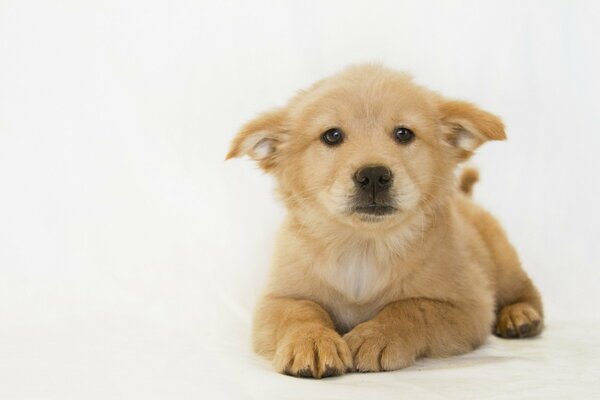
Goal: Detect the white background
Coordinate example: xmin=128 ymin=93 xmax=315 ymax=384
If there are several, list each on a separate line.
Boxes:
xmin=1 ymin=1 xmax=599 ymax=399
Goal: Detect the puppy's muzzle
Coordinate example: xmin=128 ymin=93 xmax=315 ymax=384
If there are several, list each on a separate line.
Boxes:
xmin=352 ymin=165 xmax=396 ymax=216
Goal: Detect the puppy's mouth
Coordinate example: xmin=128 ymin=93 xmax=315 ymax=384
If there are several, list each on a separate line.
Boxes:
xmin=352 ymin=203 xmax=397 ymax=216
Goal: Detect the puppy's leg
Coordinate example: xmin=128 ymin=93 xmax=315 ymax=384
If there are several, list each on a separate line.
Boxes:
xmin=253 ymin=295 xmax=353 ymax=378
xmin=478 ymin=213 xmax=544 ymax=338
xmin=493 ymin=261 xmax=543 ymax=339
xmin=343 ymin=298 xmax=492 ymax=372
xmin=460 ymin=201 xmax=544 ymax=338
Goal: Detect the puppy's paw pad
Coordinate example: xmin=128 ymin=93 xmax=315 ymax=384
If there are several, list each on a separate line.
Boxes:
xmin=343 ymin=322 xmax=416 ymax=372
xmin=495 ymin=302 xmax=543 ymax=339
xmin=274 ymin=327 xmax=352 ymax=379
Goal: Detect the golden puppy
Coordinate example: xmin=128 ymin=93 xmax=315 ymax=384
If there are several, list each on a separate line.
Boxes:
xmin=227 ymin=65 xmax=543 ymax=378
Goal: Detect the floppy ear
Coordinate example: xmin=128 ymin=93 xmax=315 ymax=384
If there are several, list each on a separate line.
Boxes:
xmin=439 ymin=100 xmax=506 ymax=161
xmin=225 ymin=108 xmax=289 ymax=170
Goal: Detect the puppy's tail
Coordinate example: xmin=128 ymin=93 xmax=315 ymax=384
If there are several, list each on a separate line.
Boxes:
xmin=459 ymin=167 xmax=479 ymax=197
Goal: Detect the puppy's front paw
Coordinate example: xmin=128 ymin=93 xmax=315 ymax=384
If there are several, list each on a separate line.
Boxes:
xmin=343 ymin=321 xmax=417 ymax=372
xmin=273 ymin=325 xmax=353 ymax=379
xmin=495 ymin=302 xmax=543 ymax=338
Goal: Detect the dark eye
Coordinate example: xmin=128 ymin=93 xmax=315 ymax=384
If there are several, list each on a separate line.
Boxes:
xmin=321 ymin=128 xmax=344 ymax=146
xmin=394 ymin=127 xmax=415 ymax=144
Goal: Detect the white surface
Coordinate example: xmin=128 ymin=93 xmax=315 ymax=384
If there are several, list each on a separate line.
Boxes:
xmin=1 ymin=1 xmax=599 ymax=399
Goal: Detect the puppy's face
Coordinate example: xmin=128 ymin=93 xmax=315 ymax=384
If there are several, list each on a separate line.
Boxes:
xmin=228 ymin=65 xmax=505 ymax=230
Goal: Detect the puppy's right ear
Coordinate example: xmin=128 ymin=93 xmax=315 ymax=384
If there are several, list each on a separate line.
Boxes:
xmin=439 ymin=100 xmax=506 ymax=161
xmin=226 ymin=108 xmax=289 ymax=171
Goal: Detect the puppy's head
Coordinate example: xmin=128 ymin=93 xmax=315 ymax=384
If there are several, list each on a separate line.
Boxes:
xmin=227 ymin=65 xmax=505 ymax=231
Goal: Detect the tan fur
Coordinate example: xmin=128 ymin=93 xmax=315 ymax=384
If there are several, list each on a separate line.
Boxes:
xmin=459 ymin=167 xmax=479 ymax=196
xmin=227 ymin=64 xmax=543 ymax=378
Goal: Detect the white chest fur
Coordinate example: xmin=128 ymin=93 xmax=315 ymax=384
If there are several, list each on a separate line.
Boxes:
xmin=310 ymin=215 xmax=428 ymax=330
xmin=317 ymin=244 xmax=392 ymax=304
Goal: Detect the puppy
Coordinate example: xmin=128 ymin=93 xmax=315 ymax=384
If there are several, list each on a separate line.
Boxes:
xmin=227 ymin=65 xmax=543 ymax=378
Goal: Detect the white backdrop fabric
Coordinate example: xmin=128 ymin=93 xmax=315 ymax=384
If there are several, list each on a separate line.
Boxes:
xmin=1 ymin=1 xmax=599 ymax=399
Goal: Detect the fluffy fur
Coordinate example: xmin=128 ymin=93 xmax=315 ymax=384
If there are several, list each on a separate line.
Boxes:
xmin=227 ymin=65 xmax=543 ymax=378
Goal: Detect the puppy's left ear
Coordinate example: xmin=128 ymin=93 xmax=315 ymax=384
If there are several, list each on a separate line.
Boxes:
xmin=226 ymin=108 xmax=289 ymax=171
xmin=439 ymin=100 xmax=506 ymax=161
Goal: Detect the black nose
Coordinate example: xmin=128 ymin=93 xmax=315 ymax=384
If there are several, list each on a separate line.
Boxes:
xmin=353 ymin=165 xmax=393 ymax=193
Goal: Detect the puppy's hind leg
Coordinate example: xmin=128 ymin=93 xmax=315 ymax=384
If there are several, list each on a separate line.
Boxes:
xmin=492 ymin=244 xmax=544 ymax=339
xmin=469 ymin=203 xmax=544 ymax=339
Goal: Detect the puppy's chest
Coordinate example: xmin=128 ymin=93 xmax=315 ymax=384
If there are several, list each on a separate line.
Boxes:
xmin=314 ymin=250 xmax=394 ymax=331
xmin=317 ymin=247 xmax=393 ymax=301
